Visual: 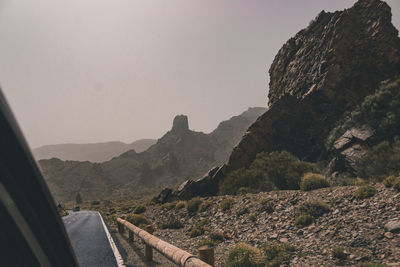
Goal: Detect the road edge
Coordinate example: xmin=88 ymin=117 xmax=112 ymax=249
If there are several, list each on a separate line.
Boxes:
xmin=98 ymin=212 xmax=125 ymax=267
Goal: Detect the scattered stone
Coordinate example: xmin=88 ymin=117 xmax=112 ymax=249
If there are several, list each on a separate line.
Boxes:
xmin=385 ymin=221 xmax=400 ymax=233
xmin=333 ymin=209 xmax=339 ymax=215
xmin=135 ymin=184 xmax=400 ymax=266
xmin=385 ymin=232 xmax=394 ymax=239
xmin=269 ymin=233 xmax=278 ymax=239
xmin=279 ymin=237 xmax=288 ymax=243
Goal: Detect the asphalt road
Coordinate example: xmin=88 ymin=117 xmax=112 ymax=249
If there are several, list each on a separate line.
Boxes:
xmin=63 ymin=210 xmax=123 ymax=267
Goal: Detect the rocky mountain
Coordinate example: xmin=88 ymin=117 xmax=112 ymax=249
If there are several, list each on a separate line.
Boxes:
xmin=33 ymin=139 xmax=156 ymax=162
xmin=166 ymin=0 xmax=400 ymax=200
xmin=40 ymin=107 xmax=266 ymax=202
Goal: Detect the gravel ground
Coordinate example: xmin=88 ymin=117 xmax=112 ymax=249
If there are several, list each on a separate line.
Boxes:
xmin=126 ymin=184 xmax=400 ymax=266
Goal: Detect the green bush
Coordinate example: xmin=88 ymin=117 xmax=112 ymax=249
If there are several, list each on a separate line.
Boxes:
xmin=197 ymin=218 xmax=211 ymax=227
xmin=196 ymin=239 xmax=215 ymax=249
xmin=219 ymin=168 xmax=265 ymax=195
xmin=219 ymin=151 xmax=315 ymax=195
xmin=326 ymin=77 xmax=400 ymax=150
xmin=237 ymin=187 xmax=250 ymax=195
xmin=236 ymin=207 xmax=249 ymax=216
xmin=189 ymin=219 xmax=210 ymax=238
xmin=126 ymin=214 xmax=151 ymax=226
xmin=354 ymin=185 xmax=376 ymax=199
xmin=226 ymin=243 xmax=295 ymax=267
xmin=199 ymin=200 xmax=212 ymax=212
xmin=295 ymin=214 xmax=314 ymax=227
xmin=190 ymin=226 xmax=204 ymax=238
xmin=248 ymin=213 xmax=257 ymax=222
xmin=91 ymin=200 xmax=100 ymax=205
xmin=220 ymin=198 xmax=234 ymax=211
xmin=175 ymin=201 xmax=185 ymax=209
xmin=332 ymin=246 xmax=347 ymax=260
xmin=161 ymin=202 xmax=176 ymax=211
xmin=146 ymin=199 xmax=156 ymax=206
xmin=57 ymin=204 xmax=68 ymax=217
xmin=187 ymin=198 xmax=203 ymax=213
xmin=134 ymin=205 xmax=146 ymax=214
xmin=209 ymin=231 xmax=225 ymax=242
xmin=226 ymin=243 xmax=264 ymax=267
xmin=355 ymin=141 xmax=400 ymax=181
xmin=300 ymin=173 xmax=330 ymax=191
xmin=158 ymin=216 xmax=183 ymax=229
xmin=393 ymin=179 xmax=400 ymax=191
xmin=196 ymin=218 xmax=210 ymax=226
xmin=383 ymin=175 xmax=398 ymax=187
xmin=262 ymin=243 xmax=295 ymax=267
xmin=259 ymin=199 xmax=274 ymax=213
xmin=295 ymin=201 xmax=330 ymax=218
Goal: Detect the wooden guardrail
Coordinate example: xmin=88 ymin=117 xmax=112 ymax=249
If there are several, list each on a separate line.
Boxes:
xmin=117 ymin=218 xmax=214 ymax=267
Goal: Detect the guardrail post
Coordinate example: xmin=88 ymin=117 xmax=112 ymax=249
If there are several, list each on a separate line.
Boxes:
xmin=128 ymin=230 xmax=134 ymax=243
xmin=145 ymin=225 xmax=154 ymax=262
xmin=117 ymin=221 xmax=122 ymax=233
xmin=198 ymin=246 xmax=214 ymax=266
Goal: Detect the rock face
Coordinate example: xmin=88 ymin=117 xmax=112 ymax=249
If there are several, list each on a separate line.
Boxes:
xmin=169 ymin=0 xmax=400 ymax=200
xmin=40 ymin=107 xmax=266 ymax=201
xmin=268 ymin=0 xmax=400 ymax=107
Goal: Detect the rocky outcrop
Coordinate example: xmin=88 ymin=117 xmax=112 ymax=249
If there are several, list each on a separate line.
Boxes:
xmin=268 ymin=0 xmax=400 ymax=107
xmin=328 ymin=126 xmax=375 ymax=175
xmin=333 ymin=126 xmax=374 ymax=151
xmin=171 ymin=115 xmax=189 ymax=133
xmin=169 ymin=0 xmax=400 ymax=200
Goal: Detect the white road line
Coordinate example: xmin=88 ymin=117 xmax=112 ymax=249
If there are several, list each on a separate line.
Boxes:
xmin=98 ymin=212 xmax=125 ymax=267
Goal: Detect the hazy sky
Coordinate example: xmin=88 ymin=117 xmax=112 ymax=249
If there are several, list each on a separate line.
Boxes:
xmin=0 ymin=0 xmax=399 ymax=148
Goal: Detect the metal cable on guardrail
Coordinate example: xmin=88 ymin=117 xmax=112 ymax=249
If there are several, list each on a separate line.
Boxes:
xmin=117 ymin=218 xmax=214 ymax=267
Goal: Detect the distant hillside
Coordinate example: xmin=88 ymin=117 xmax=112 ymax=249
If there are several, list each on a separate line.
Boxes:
xmin=33 ymin=139 xmax=156 ymax=162
xmin=39 ymin=107 xmax=266 ymax=202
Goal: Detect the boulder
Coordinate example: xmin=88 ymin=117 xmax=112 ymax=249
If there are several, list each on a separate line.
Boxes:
xmin=333 ymin=126 xmax=374 ymax=150
xmin=328 ymin=125 xmax=374 ymax=174
xmin=384 ymin=221 xmax=400 ymax=233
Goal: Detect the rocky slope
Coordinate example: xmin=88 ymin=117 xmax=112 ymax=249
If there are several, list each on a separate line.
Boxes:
xmin=33 ymin=139 xmax=156 ymax=163
xmin=130 ymin=184 xmax=400 ymax=266
xmin=170 ymin=0 xmax=400 ymax=199
xmin=40 ymin=107 xmax=265 ymax=202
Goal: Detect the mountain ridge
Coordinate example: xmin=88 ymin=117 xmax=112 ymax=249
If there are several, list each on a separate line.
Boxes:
xmin=40 ymin=107 xmax=266 ymax=202
xmin=34 ymin=139 xmax=156 ymax=163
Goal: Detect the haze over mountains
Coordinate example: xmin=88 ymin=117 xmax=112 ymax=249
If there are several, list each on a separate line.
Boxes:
xmin=37 ymin=0 xmax=400 ymax=265
xmin=39 ymin=107 xmax=266 ymax=201
xmin=33 ymin=139 xmax=156 ymax=162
